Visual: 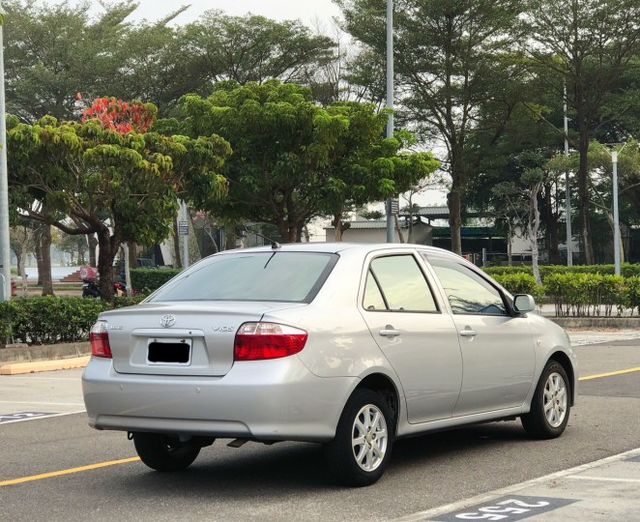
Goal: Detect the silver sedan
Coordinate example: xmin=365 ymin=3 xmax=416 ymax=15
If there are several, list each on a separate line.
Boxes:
xmin=82 ymin=243 xmax=577 ymax=486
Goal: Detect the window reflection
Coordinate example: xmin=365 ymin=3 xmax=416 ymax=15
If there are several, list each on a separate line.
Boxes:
xmin=428 ymin=259 xmax=506 ymax=316
xmin=365 ymin=255 xmax=438 ymax=313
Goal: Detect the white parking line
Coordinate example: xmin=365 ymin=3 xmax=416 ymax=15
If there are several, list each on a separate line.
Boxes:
xmin=394 ymin=447 xmax=640 ymax=521
xmin=566 ymin=475 xmax=640 ymax=484
xmin=0 ymin=401 xmax=85 ymax=406
xmin=0 ymin=411 xmax=85 ymax=425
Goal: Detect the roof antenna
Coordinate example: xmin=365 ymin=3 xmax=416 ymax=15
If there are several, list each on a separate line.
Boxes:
xmin=240 ymin=225 xmax=281 ymax=249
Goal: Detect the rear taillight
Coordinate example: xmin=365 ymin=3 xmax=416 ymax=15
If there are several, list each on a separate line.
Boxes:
xmin=234 ymin=322 xmax=308 ymax=361
xmin=90 ymin=321 xmax=112 ymax=358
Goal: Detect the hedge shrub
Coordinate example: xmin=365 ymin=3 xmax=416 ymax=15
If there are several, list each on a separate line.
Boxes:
xmin=131 ymin=269 xmax=180 ymax=293
xmin=0 ymin=295 xmax=149 ymax=346
xmin=484 ymin=263 xmax=640 ymax=280
xmin=492 ymin=273 xmax=543 ymax=300
xmin=544 ymin=273 xmax=629 ymax=317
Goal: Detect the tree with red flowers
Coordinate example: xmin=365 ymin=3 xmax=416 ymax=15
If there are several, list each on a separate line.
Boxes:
xmin=82 ymin=97 xmax=157 ymax=135
xmin=8 ymin=109 xmax=231 ymax=301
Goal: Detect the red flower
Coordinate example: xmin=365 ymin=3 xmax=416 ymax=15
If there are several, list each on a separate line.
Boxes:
xmin=81 ymin=97 xmax=156 ymax=135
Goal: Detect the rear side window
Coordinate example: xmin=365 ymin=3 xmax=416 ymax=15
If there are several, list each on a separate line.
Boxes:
xmin=364 ymin=255 xmax=438 ymax=313
xmin=150 ymin=252 xmax=338 ymax=303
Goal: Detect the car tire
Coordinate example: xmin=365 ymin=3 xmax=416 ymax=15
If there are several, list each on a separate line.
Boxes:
xmin=521 ymin=360 xmax=571 ymax=439
xmin=323 ymin=388 xmax=395 ymax=487
xmin=133 ymin=433 xmax=202 ymax=472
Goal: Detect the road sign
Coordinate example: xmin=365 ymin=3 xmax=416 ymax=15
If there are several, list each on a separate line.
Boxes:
xmin=178 ymin=220 xmax=189 ymax=236
xmin=390 ymin=198 xmax=400 ymax=215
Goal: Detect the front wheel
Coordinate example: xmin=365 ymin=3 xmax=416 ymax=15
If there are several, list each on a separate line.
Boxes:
xmin=521 ymin=361 xmax=571 ymax=439
xmin=133 ymin=433 xmax=202 ymax=472
xmin=323 ymin=388 xmax=395 ymax=487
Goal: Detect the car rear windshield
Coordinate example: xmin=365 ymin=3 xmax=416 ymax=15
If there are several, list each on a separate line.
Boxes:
xmin=150 ymin=251 xmax=338 ymax=303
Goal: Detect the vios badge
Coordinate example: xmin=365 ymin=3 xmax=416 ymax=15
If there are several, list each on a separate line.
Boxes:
xmin=160 ymin=314 xmax=176 ymax=328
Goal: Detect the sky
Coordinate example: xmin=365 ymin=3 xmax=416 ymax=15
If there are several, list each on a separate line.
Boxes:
xmin=88 ymin=0 xmax=343 ymax=28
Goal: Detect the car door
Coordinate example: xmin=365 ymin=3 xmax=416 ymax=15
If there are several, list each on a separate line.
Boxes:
xmin=359 ymin=252 xmax=463 ymax=424
xmin=423 ymin=254 xmax=536 ymax=417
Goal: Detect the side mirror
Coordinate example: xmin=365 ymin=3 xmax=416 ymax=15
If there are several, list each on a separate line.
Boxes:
xmin=513 ymin=294 xmax=536 ymax=314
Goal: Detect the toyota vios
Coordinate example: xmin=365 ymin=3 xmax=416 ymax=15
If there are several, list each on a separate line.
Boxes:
xmin=82 ymin=244 xmax=577 ymax=486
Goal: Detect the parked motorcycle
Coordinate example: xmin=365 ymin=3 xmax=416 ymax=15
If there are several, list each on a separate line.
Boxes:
xmin=80 ymin=267 xmax=127 ymax=298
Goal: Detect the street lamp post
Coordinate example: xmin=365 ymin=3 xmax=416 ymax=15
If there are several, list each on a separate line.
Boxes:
xmin=385 ymin=0 xmax=395 ymax=243
xmin=563 ymin=82 xmax=573 ymax=266
xmin=0 ymin=3 xmax=11 ymax=302
xmin=612 ymin=151 xmax=621 ymax=276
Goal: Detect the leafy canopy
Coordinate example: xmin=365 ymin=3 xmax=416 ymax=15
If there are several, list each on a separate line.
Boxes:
xmin=176 ymin=81 xmax=437 ymax=241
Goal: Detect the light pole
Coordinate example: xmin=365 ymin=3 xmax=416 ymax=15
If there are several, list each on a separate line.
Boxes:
xmin=563 ymin=82 xmax=573 ymax=266
xmin=0 ymin=3 xmax=11 ymax=302
xmin=385 ymin=0 xmax=395 ymax=243
xmin=612 ymin=151 xmax=621 ymax=276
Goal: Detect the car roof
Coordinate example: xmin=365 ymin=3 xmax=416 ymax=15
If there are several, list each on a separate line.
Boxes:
xmin=216 ymin=242 xmax=462 ymax=259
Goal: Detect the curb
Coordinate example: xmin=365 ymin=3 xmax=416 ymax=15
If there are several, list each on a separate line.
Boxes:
xmin=0 ymin=341 xmax=90 ymax=364
xmin=548 ymin=317 xmax=640 ymax=329
xmin=0 ymin=356 xmax=90 ymax=375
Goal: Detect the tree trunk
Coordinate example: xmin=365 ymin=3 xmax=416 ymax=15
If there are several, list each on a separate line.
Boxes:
xmin=39 ymin=225 xmax=54 ymax=296
xmin=394 ymin=215 xmax=405 ymax=243
xmin=447 ymin=145 xmax=465 ymax=255
xmin=334 ymin=218 xmax=344 ymax=242
xmin=507 ymin=220 xmax=513 ymax=266
xmin=14 ymin=250 xmax=22 ymax=278
xmin=34 ymin=230 xmax=44 ymax=286
xmin=123 ymin=243 xmax=132 ymax=296
xmin=97 ymin=228 xmax=116 ymax=302
xmin=224 ymin=225 xmax=237 ymax=250
xmin=541 ymin=184 xmax=560 ymax=264
xmin=529 ymin=184 xmax=542 ymax=286
xmin=447 ymin=188 xmax=463 ymax=255
xmin=128 ymin=241 xmax=137 ymax=270
xmin=173 ymin=216 xmax=182 ymax=268
xmin=577 ymin=119 xmax=594 ymax=264
xmin=88 ymin=234 xmax=98 ymax=267
xmin=332 ymin=211 xmax=349 ymax=242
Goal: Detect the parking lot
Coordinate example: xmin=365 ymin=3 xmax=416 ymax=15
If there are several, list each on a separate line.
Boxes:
xmin=1 ymin=336 xmax=638 ymax=522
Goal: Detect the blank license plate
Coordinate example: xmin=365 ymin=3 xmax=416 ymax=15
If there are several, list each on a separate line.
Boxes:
xmin=148 ymin=339 xmax=192 ymax=364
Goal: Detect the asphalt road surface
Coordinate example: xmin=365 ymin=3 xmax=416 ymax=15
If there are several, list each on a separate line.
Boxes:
xmin=1 ymin=339 xmax=638 ymax=522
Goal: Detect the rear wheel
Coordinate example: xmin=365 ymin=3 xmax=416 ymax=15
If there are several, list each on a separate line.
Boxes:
xmin=133 ymin=433 xmax=202 ymax=472
xmin=521 ymin=361 xmax=571 ymax=439
xmin=323 ymin=388 xmax=395 ymax=487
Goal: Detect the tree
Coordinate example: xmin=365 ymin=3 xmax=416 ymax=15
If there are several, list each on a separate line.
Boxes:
xmin=522 ymin=0 xmax=640 ymax=263
xmin=319 ymin=105 xmax=440 ymax=240
xmin=490 ymin=152 xmax=549 ymax=284
xmin=3 ymin=1 xmax=204 ymax=120
xmin=9 ymin=224 xmax=34 ymax=286
xmin=3 ymin=0 xmax=136 ymax=121
xmin=548 ymin=140 xmax=640 ymax=263
xmin=339 ymin=0 xmax=522 ymax=254
xmin=178 ymin=81 xmax=437 ymax=242
xmin=82 ymin=97 xmax=156 ymax=134
xmin=177 ymin=12 xmax=335 ymax=88
xmin=8 ymin=109 xmax=230 ymax=300
xmin=56 ymin=232 xmax=89 ymax=266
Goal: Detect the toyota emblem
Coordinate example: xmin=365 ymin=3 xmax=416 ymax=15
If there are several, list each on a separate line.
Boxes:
xmin=160 ymin=314 xmax=176 ymax=328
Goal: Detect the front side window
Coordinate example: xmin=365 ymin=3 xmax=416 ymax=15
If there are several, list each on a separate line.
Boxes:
xmin=363 ymin=255 xmax=438 ymax=313
xmin=427 ymin=257 xmax=507 ymax=316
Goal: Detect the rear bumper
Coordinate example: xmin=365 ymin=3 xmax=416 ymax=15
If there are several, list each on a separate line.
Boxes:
xmin=82 ymin=357 xmax=356 ymax=442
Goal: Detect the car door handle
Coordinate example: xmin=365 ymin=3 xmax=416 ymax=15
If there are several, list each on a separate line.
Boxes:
xmin=459 ymin=328 xmax=477 ymax=337
xmin=379 ymin=326 xmax=401 ymax=338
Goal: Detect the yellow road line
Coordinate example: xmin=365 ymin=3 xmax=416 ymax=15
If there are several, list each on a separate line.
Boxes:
xmin=579 ymin=367 xmax=640 ymax=382
xmin=0 ymin=457 xmax=140 ymax=487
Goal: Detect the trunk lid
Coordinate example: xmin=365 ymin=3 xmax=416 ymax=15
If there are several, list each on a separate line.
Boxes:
xmin=100 ymin=301 xmax=306 ymax=376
